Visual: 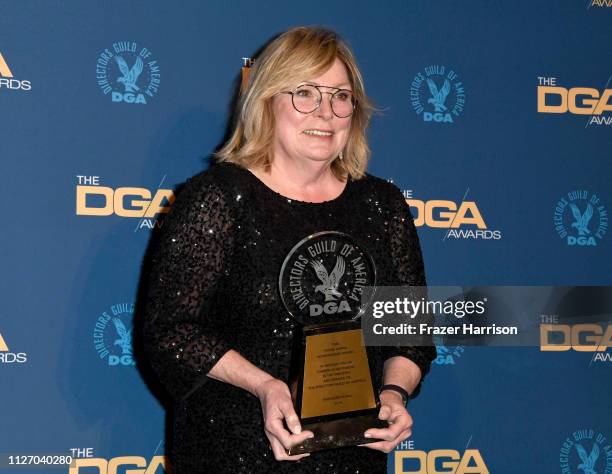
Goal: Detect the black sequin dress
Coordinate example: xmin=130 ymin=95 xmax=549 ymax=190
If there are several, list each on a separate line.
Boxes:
xmin=143 ymin=162 xmax=436 ymax=473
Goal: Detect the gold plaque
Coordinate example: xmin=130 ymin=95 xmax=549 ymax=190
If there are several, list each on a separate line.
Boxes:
xmin=301 ymin=329 xmax=376 ymax=418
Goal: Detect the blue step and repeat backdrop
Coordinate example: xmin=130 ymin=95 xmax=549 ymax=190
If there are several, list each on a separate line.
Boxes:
xmin=1 ymin=1 xmax=611 ymax=473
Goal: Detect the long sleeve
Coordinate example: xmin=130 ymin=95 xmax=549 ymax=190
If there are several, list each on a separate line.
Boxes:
xmin=142 ymin=172 xmax=235 ymax=400
xmin=381 ymin=185 xmax=437 ymax=399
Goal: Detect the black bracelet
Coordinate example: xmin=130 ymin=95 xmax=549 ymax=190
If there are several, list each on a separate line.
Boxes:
xmin=379 ymin=384 xmax=410 ymax=405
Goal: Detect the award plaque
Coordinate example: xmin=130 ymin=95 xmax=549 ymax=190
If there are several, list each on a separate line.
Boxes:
xmin=279 ymin=231 xmax=387 ymax=454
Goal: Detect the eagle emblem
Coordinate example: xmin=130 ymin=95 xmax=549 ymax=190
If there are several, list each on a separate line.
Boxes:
xmin=115 ymin=55 xmax=144 ymax=93
xmin=311 ymin=257 xmax=346 ymax=302
xmin=575 ymin=442 xmax=599 ymax=474
xmin=113 ymin=318 xmax=132 ymax=355
xmin=570 ymin=203 xmax=594 ymax=236
xmin=426 ymin=78 xmax=451 ymax=112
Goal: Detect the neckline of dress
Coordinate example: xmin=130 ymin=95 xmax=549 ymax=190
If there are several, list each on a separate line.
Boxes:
xmin=225 ymin=161 xmax=352 ymax=206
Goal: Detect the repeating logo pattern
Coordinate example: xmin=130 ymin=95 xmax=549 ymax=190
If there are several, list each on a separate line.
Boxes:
xmin=410 ymin=65 xmax=465 ymax=123
xmin=75 ymin=175 xmax=174 ymax=230
xmin=559 ymin=429 xmax=612 ymax=474
xmin=394 ymin=448 xmax=489 ymax=473
xmin=0 ymin=331 xmax=27 ymax=364
xmin=0 ymin=51 xmax=32 ymax=91
xmin=554 ymin=190 xmax=608 ymax=246
xmin=433 ymin=344 xmax=465 ymax=365
xmin=588 ymin=0 xmax=612 ymax=8
xmin=92 ymin=303 xmax=135 ymax=366
xmin=96 ymin=41 xmax=161 ymax=104
xmin=537 ymin=76 xmax=612 ymax=127
xmin=403 ymin=190 xmax=502 ymax=240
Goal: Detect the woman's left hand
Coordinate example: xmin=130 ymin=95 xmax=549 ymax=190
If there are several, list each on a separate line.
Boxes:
xmin=359 ymin=390 xmax=413 ymax=453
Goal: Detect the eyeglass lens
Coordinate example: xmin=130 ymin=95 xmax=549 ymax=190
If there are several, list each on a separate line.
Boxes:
xmin=292 ymin=85 xmax=354 ymax=117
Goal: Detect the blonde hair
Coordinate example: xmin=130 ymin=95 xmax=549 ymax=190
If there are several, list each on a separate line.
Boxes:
xmin=216 ymin=26 xmax=374 ymax=180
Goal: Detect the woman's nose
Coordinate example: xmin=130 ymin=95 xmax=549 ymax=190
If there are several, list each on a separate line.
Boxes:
xmin=315 ymin=93 xmax=334 ymax=119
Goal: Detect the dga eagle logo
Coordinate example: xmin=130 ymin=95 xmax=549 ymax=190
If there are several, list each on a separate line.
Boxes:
xmin=570 ymin=203 xmax=594 ymax=236
xmin=426 ymin=78 xmax=451 ymax=113
xmin=93 ymin=303 xmax=135 ymax=366
xmin=96 ymin=41 xmax=161 ymax=104
xmin=410 ymin=65 xmax=465 ymax=123
xmin=116 ymin=56 xmax=143 ymax=93
xmin=312 ymin=257 xmax=345 ymax=302
xmin=434 ymin=344 xmax=465 ymax=365
xmin=554 ymin=190 xmax=608 ymax=246
xmin=279 ymin=232 xmax=376 ymax=324
xmin=559 ymin=429 xmax=612 ymax=474
xmin=433 ymin=329 xmax=465 ymax=366
xmin=576 ymin=444 xmax=599 ymax=473
xmin=112 ymin=318 xmax=132 ymax=356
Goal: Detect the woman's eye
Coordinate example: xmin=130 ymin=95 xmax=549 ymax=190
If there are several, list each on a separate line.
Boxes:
xmin=296 ymin=89 xmax=313 ymax=98
xmin=335 ymin=92 xmax=351 ymax=102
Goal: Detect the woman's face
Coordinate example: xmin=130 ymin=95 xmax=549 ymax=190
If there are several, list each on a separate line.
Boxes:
xmin=271 ymin=58 xmax=352 ymax=167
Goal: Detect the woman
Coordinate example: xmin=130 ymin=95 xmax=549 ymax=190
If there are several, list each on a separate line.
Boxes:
xmin=143 ymin=26 xmax=436 ymax=473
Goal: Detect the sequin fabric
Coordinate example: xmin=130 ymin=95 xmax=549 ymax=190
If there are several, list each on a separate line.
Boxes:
xmin=143 ymin=162 xmax=436 ymax=473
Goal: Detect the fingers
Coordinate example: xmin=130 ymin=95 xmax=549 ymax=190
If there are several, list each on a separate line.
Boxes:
xmin=364 ymin=426 xmax=402 ymax=442
xmin=366 ymin=404 xmax=412 ymax=439
xmin=265 ymin=417 xmax=314 ymax=450
xmin=258 ymin=378 xmax=315 ymax=460
xmin=265 ymin=432 xmax=311 ymax=461
xmin=260 ymin=379 xmax=315 ymax=458
xmin=363 ymin=405 xmax=413 ymax=452
xmin=381 ymin=402 xmax=412 ymax=425
xmin=278 ymin=398 xmax=302 ymax=434
xmin=359 ymin=428 xmax=412 ymax=453
xmin=378 ymin=404 xmax=391 ymax=420
xmin=364 ymin=419 xmax=407 ymax=442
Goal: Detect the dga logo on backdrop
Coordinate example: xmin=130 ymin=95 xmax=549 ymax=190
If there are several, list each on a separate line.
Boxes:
xmin=434 ymin=345 xmax=465 ymax=365
xmin=93 ymin=303 xmax=135 ymax=366
xmin=96 ymin=41 xmax=161 ymax=104
xmin=0 ymin=332 xmax=27 ymax=364
xmin=432 ymin=332 xmax=465 ymax=365
xmin=410 ymin=65 xmax=465 ymax=123
xmin=0 ymin=51 xmax=32 ymax=92
xmin=540 ymin=321 xmax=612 ymax=363
xmin=553 ymin=190 xmax=608 ymax=246
xmin=394 ymin=449 xmax=489 ymax=473
xmin=75 ymin=175 xmax=174 ymax=230
xmin=537 ymin=76 xmax=612 ymax=126
xmin=403 ymin=190 xmax=502 ymax=240
xmin=69 ymin=455 xmax=167 ymax=473
xmin=559 ymin=429 xmax=612 ymax=474
xmin=588 ymin=0 xmax=612 ymax=8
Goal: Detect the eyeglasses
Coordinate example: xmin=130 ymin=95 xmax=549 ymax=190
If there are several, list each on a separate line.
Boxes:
xmin=282 ymin=84 xmax=356 ymax=118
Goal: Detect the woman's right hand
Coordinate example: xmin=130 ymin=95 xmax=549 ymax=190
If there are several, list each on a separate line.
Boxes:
xmin=256 ymin=378 xmax=314 ymax=461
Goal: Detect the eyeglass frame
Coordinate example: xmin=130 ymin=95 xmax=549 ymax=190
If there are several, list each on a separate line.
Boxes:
xmin=280 ymin=83 xmax=357 ymax=118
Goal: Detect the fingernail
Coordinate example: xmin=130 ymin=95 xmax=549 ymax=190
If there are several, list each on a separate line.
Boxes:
xmin=294 ymin=425 xmax=302 ymax=434
xmin=308 ymin=433 xmax=315 ymax=439
xmin=364 ymin=433 xmax=372 ymax=438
